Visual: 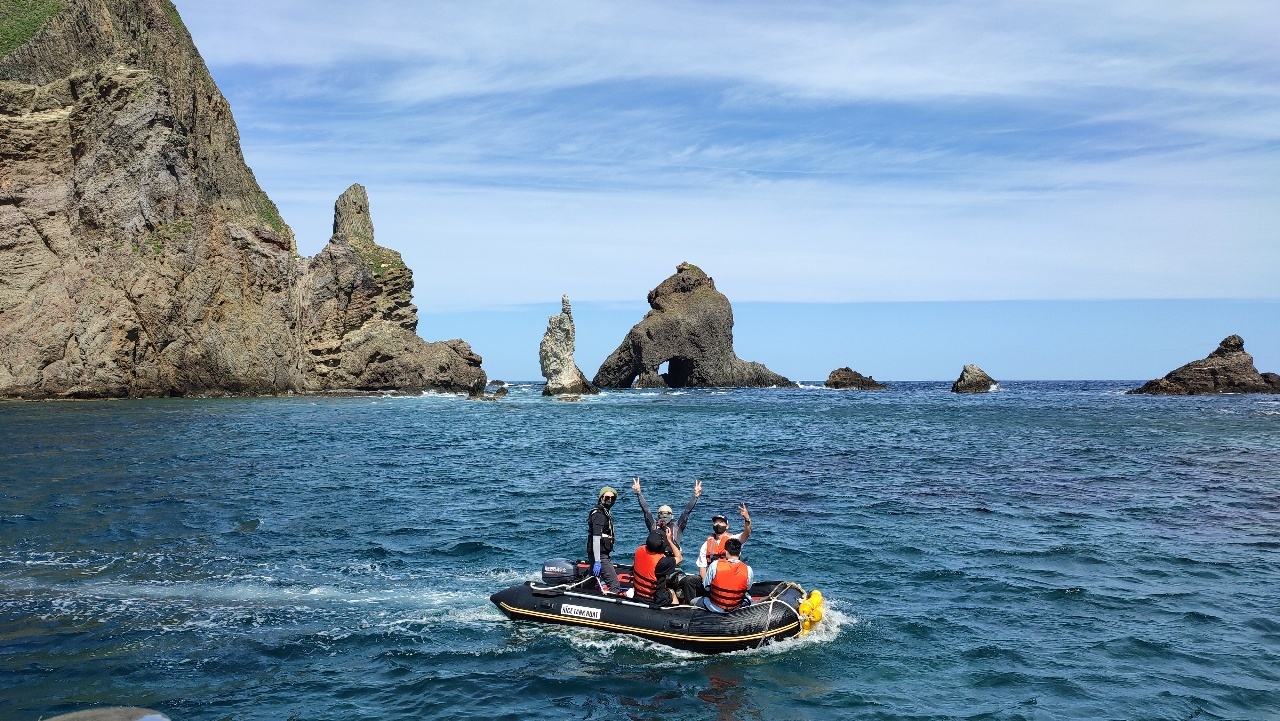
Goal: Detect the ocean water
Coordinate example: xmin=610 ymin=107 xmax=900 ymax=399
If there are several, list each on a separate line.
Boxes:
xmin=2 ymin=382 xmax=1278 ymax=720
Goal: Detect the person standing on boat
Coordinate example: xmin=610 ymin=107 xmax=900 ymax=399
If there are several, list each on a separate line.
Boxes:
xmin=588 ymin=486 xmax=620 ymax=593
xmin=632 ymin=527 xmax=683 ymax=606
xmin=702 ymin=538 xmax=753 ymax=612
xmin=631 ymin=477 xmax=701 ymax=554
xmin=696 ymin=503 xmax=752 ymax=580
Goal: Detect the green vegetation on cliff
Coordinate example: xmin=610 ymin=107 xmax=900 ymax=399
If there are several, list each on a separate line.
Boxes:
xmin=0 ymin=0 xmax=65 ymax=59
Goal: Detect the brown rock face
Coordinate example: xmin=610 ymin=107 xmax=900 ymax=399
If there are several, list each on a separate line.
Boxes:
xmin=825 ymin=367 xmax=886 ymax=390
xmin=0 ymin=0 xmax=483 ymax=398
xmin=952 ymin=364 xmax=997 ymax=393
xmin=1127 ymin=335 xmax=1280 ymax=395
xmin=297 ymin=185 xmax=485 ymax=394
xmin=592 ymin=262 xmax=794 ymax=388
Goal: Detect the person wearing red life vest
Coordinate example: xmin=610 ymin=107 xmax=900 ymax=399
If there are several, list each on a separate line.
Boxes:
xmin=702 ymin=537 xmax=753 ymax=612
xmin=696 ymin=502 xmax=752 ymax=580
xmin=631 ymin=527 xmax=683 ymax=606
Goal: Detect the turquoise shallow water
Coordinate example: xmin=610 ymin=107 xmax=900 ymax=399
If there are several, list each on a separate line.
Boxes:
xmin=2 ymin=383 xmax=1278 ymax=720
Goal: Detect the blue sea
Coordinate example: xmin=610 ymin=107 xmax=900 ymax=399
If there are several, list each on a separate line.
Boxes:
xmin=2 ymin=382 xmax=1278 ymax=720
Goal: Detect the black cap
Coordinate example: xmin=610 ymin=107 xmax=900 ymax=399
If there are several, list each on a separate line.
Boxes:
xmin=712 ymin=514 xmax=728 ymax=523
xmin=655 ymin=557 xmax=677 ymax=577
xmin=645 ymin=529 xmax=666 ymax=552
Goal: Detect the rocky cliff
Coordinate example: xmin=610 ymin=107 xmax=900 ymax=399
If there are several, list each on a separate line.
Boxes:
xmin=592 ymin=262 xmax=794 ymax=388
xmin=951 ymin=364 xmax=997 ymax=393
xmin=0 ymin=0 xmax=483 ymax=398
xmin=539 ymin=295 xmax=597 ymax=396
xmin=1127 ymin=335 xmax=1279 ymax=395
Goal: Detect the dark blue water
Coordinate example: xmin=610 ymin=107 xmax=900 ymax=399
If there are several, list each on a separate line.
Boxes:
xmin=2 ymin=383 xmax=1278 ymax=720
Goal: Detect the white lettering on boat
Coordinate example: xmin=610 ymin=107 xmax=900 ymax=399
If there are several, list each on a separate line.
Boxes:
xmin=560 ymin=604 xmax=602 ymax=620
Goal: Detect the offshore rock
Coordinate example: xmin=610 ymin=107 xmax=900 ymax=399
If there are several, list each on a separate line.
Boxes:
xmin=1127 ymin=335 xmax=1280 ymax=395
xmin=952 ymin=364 xmax=997 ymax=393
xmin=825 ymin=367 xmax=887 ymax=390
xmin=592 ymin=263 xmax=794 ymax=388
xmin=297 ymin=184 xmax=485 ymax=394
xmin=0 ymin=0 xmax=483 ymax=398
xmin=539 ymin=295 xmax=597 ymax=396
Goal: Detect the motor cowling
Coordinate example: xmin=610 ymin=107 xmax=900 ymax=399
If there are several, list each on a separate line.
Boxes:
xmin=541 ymin=558 xmax=584 ymax=585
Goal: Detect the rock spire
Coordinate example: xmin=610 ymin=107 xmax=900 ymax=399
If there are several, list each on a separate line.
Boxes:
xmin=592 ymin=263 xmax=794 ymax=388
xmin=1127 ymin=335 xmax=1280 ymax=395
xmin=539 ymin=295 xmax=598 ymax=396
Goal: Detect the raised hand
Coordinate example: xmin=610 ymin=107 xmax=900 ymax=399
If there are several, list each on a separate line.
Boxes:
xmin=694 ymin=479 xmax=702 ymax=497
xmin=631 ymin=477 xmax=642 ymax=494
xmin=738 ymin=502 xmax=750 ymax=522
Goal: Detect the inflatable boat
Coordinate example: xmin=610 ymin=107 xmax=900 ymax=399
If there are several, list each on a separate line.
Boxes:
xmin=490 ymin=559 xmax=826 ymax=654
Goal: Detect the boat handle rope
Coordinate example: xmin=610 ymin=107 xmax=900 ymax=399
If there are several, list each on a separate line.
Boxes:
xmin=756 ymin=600 xmax=776 ymax=650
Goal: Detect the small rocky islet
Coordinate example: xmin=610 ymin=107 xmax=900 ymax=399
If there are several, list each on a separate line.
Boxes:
xmin=592 ymin=262 xmax=794 ymax=389
xmin=1127 ymin=335 xmax=1279 ymax=395
xmin=824 ymin=368 xmax=886 ymax=390
xmin=951 ymin=364 xmax=998 ymax=394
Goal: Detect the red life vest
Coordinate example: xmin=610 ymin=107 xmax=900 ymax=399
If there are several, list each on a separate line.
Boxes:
xmin=707 ymin=559 xmax=750 ymax=611
xmin=631 ymin=545 xmax=664 ymax=601
xmin=703 ymin=534 xmax=730 ymax=566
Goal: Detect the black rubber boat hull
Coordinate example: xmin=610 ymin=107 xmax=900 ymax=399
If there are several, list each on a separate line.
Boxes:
xmin=490 ymin=579 xmax=805 ymax=654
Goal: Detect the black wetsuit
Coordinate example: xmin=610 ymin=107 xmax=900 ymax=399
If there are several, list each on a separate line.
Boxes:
xmin=587 ymin=503 xmax=619 ymax=592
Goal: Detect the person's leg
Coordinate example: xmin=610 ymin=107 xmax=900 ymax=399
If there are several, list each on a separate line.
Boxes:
xmin=678 ymin=575 xmax=702 ymax=603
xmin=600 ymin=557 xmax=620 ymax=593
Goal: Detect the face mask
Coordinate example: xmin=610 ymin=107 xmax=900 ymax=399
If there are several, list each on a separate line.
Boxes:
xmin=601 ymin=495 xmax=615 ymax=508
xmin=657 ymin=514 xmax=673 ymax=525
xmin=713 ymin=523 xmax=727 ymax=534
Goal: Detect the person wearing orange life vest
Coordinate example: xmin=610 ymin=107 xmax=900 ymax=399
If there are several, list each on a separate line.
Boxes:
xmin=631 ymin=527 xmax=683 ymax=606
xmin=695 ymin=502 xmax=752 ymax=580
xmin=702 ymin=537 xmax=753 ymax=612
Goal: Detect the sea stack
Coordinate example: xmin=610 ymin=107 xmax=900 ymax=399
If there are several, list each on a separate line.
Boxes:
xmin=0 ymin=0 xmax=484 ymax=398
xmin=1127 ymin=335 xmax=1280 ymax=395
xmin=540 ymin=295 xmax=598 ymax=396
xmin=824 ymin=368 xmax=887 ymax=390
xmin=592 ymin=263 xmax=794 ymax=388
xmin=952 ymin=364 xmax=997 ymax=393
xmin=297 ymin=184 xmax=486 ymax=394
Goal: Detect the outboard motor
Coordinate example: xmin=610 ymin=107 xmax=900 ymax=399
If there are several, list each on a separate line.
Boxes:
xmin=541 ymin=558 xmax=583 ymax=585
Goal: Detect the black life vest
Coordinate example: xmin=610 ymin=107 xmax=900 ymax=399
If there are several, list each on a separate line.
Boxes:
xmin=587 ymin=505 xmax=614 ymax=558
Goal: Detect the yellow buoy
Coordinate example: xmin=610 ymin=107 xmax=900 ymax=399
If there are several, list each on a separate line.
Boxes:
xmin=811 ymin=607 xmax=823 ymax=623
xmin=799 ymin=600 xmax=812 ymax=616
xmin=809 ymin=590 xmax=823 ymax=606
xmin=802 ymin=619 xmax=813 ymax=633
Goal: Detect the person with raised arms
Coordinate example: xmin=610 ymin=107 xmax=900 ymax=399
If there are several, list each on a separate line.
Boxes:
xmin=631 ymin=476 xmax=701 ymax=555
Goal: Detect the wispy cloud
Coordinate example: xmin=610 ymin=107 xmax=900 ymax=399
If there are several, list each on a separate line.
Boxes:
xmin=175 ymin=0 xmax=1280 ymax=305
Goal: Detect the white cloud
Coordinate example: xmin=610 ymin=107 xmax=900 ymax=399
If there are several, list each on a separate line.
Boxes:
xmin=173 ymin=0 xmax=1280 ymax=306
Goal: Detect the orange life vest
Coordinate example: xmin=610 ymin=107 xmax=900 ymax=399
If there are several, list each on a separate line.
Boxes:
xmin=703 ymin=534 xmax=730 ymax=566
xmin=631 ymin=545 xmax=664 ymax=601
xmin=707 ymin=559 xmax=750 ymax=611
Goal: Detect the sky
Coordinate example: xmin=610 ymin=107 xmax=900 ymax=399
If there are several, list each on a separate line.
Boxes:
xmin=174 ymin=1 xmax=1280 ymax=379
